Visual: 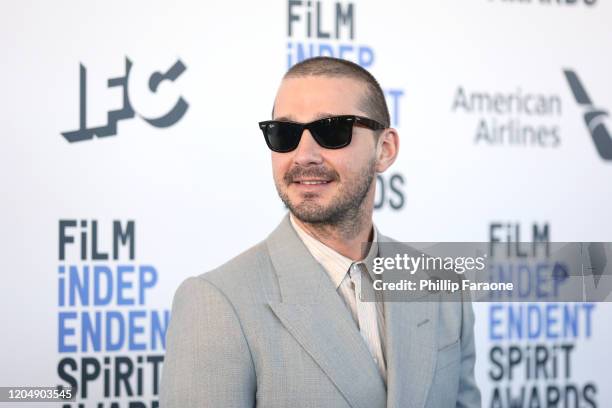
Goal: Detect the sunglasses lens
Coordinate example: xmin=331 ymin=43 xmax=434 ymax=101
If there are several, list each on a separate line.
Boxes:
xmin=262 ymin=122 xmax=302 ymax=152
xmin=260 ymin=117 xmax=357 ymax=152
xmin=310 ymin=118 xmax=353 ymax=149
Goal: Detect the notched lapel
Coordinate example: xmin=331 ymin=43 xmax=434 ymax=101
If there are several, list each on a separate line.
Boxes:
xmin=265 ymin=215 xmax=387 ymax=408
xmin=268 ymin=299 xmax=386 ymax=408
xmin=378 ymin=236 xmax=439 ymax=408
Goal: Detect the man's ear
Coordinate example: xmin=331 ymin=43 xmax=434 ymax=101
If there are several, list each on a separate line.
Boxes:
xmin=375 ymin=128 xmax=400 ymax=172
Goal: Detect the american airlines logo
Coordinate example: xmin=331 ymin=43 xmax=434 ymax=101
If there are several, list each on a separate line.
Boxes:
xmin=564 ymin=69 xmax=612 ymax=161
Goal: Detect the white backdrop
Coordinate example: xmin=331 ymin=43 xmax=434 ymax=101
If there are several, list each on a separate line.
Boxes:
xmin=1 ymin=0 xmax=611 ymax=407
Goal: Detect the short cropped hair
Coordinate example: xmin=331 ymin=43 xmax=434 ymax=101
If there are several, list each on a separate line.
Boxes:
xmin=280 ymin=56 xmax=390 ymax=128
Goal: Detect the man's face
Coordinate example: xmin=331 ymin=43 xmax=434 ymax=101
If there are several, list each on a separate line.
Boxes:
xmin=271 ymin=76 xmax=379 ymax=225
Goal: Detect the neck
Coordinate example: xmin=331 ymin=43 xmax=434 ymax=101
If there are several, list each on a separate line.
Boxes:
xmin=292 ymin=206 xmax=374 ymax=261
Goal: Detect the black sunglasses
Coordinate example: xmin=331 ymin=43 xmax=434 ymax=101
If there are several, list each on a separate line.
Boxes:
xmin=258 ymin=115 xmax=386 ymax=153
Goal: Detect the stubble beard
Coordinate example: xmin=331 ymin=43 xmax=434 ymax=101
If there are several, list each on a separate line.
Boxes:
xmin=275 ymin=156 xmax=377 ymax=235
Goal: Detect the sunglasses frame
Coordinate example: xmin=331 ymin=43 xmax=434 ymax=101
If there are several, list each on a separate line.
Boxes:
xmin=258 ymin=115 xmax=386 ymax=153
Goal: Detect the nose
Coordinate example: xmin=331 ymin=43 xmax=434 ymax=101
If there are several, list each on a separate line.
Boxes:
xmin=292 ymin=129 xmax=323 ymax=166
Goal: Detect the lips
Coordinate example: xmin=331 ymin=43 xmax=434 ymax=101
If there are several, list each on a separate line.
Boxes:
xmin=284 ymin=166 xmax=339 ymax=187
xmin=294 ymin=179 xmax=331 ymax=185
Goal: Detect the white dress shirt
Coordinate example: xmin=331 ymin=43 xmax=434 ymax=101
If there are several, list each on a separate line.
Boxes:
xmin=289 ymin=214 xmax=387 ymax=383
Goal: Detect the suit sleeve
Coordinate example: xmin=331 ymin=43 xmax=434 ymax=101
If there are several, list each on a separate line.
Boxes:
xmin=456 ymin=297 xmax=482 ymax=408
xmin=160 ymin=276 xmax=256 ymax=407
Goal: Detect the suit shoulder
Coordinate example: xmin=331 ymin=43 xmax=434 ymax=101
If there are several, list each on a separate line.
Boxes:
xmin=195 ymin=240 xmax=274 ymax=300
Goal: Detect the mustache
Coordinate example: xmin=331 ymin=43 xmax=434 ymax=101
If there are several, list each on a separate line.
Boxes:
xmin=283 ymin=165 xmax=340 ymax=184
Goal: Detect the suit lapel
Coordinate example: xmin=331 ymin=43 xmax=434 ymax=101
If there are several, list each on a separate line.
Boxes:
xmin=266 ymin=214 xmax=387 ymax=408
xmin=378 ymin=237 xmax=439 ymax=408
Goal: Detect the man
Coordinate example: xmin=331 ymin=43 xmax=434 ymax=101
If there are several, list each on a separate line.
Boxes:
xmin=160 ymin=56 xmax=481 ymax=407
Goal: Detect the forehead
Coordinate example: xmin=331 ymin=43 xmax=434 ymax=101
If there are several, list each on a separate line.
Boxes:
xmin=273 ymin=76 xmax=366 ymax=122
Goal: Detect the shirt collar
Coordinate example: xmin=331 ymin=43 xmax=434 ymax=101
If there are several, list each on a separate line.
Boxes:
xmin=289 ymin=213 xmax=379 ymax=289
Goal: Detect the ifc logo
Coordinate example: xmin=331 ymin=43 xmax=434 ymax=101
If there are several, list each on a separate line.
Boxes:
xmin=61 ymin=58 xmax=189 ymax=143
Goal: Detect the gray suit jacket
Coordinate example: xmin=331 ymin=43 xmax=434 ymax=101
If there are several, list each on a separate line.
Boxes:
xmin=160 ymin=215 xmax=481 ymax=407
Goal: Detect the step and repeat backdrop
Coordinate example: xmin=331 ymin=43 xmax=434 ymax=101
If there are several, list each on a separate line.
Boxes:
xmin=1 ymin=0 xmax=611 ymax=407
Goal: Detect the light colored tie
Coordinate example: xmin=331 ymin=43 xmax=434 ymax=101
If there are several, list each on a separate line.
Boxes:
xmin=348 ymin=262 xmax=387 ymax=382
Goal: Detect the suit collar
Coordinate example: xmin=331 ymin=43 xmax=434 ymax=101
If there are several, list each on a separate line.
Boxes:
xmin=265 ymin=214 xmax=439 ymax=408
xmin=265 ymin=213 xmax=387 ymax=408
xmin=288 ymin=212 xmax=380 ymax=289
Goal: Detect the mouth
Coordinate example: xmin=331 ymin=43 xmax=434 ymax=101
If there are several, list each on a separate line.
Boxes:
xmin=291 ymin=179 xmax=335 ymax=192
xmin=293 ymin=179 xmax=332 ymax=185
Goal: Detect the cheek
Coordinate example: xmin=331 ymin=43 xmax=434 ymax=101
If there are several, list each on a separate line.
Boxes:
xmin=271 ymin=154 xmax=292 ymax=180
xmin=333 ymin=157 xmax=351 ymax=175
xmin=328 ymin=145 xmax=372 ymax=177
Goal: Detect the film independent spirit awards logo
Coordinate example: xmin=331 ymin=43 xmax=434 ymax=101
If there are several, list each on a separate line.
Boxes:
xmin=564 ymin=69 xmax=612 ymax=161
xmin=61 ymin=57 xmax=189 ymax=143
